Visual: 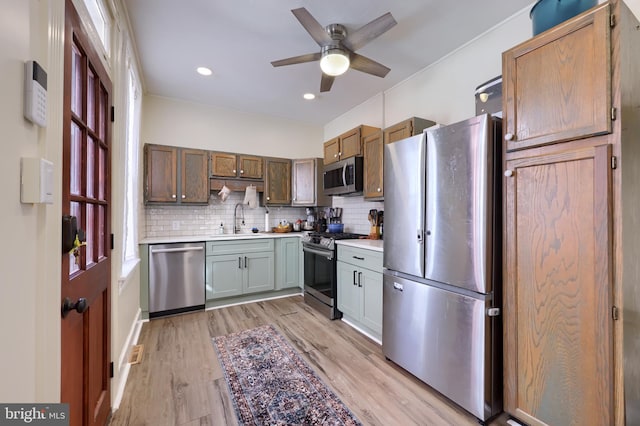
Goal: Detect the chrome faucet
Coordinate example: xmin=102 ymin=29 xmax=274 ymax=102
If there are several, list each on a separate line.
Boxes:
xmin=233 ymin=203 xmax=245 ymax=234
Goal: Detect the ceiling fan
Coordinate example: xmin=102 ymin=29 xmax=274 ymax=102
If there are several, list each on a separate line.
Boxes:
xmin=271 ymin=8 xmax=397 ymax=92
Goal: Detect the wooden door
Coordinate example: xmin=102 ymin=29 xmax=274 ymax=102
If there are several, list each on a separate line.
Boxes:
xmin=323 ymin=137 xmax=340 ymax=164
xmin=238 ymin=155 xmax=263 ymax=179
xmin=181 ymin=148 xmax=209 ymax=203
xmin=144 ymin=144 xmax=177 ymax=203
xmin=363 ymin=131 xmax=383 ymax=198
xmin=210 ymin=152 xmax=237 ymax=177
xmin=264 ymin=158 xmax=291 ymax=205
xmin=291 ymin=158 xmax=316 ymax=205
xmin=340 ymin=127 xmax=362 ymax=159
xmin=503 ymin=144 xmax=613 ymax=425
xmin=61 ymin=1 xmax=112 ymax=425
xmin=502 ymin=3 xmax=611 ymax=151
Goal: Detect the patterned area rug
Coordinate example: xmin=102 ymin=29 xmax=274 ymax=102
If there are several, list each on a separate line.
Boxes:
xmin=213 ymin=324 xmax=361 ymax=426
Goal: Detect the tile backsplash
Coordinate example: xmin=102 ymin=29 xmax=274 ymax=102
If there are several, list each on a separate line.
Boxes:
xmin=144 ymin=192 xmax=384 ymax=238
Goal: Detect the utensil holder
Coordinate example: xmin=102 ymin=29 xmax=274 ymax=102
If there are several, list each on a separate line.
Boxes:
xmin=369 ymin=226 xmax=380 ymax=240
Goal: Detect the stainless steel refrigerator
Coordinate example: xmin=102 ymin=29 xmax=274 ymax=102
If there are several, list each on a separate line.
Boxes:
xmin=382 ymin=114 xmax=502 ymax=421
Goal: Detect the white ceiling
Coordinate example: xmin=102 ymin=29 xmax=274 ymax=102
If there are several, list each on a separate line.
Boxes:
xmin=123 ymin=0 xmax=533 ymax=126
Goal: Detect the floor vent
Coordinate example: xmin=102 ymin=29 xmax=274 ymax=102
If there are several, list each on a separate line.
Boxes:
xmin=128 ymin=344 xmax=144 ymax=365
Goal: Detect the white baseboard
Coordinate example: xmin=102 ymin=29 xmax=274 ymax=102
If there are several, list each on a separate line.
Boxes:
xmin=112 ymin=308 xmax=143 ymax=411
xmin=340 ymin=317 xmax=382 ymax=345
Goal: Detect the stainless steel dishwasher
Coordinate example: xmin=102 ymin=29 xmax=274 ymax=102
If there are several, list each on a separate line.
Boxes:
xmin=149 ymin=242 xmax=205 ymax=318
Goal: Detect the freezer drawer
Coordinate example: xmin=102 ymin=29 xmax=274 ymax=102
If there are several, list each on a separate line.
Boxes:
xmin=382 ymin=273 xmax=502 ymax=421
xmin=149 ymin=242 xmax=205 ymax=317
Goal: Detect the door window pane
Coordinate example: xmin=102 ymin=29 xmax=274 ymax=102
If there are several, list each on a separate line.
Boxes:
xmin=98 ymin=205 xmax=105 ymax=259
xmin=87 ymin=68 xmax=96 ymax=131
xmin=87 ymin=137 xmax=95 ymax=199
xmin=70 ymin=123 xmax=83 ymax=196
xmin=71 ymin=44 xmax=83 ymax=117
xmin=98 ymin=146 xmax=106 ymax=200
xmin=86 ymin=204 xmax=94 ymax=267
xmin=69 ymin=202 xmax=82 ymax=275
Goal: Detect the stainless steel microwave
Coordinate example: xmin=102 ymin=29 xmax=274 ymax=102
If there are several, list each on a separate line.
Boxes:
xmin=323 ymin=156 xmax=363 ymax=196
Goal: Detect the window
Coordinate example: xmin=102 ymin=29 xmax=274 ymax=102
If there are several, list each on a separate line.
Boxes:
xmin=123 ymin=65 xmax=141 ymax=269
xmin=83 ymin=0 xmax=111 ymax=53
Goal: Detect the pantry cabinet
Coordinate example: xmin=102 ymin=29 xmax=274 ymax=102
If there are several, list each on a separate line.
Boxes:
xmin=323 ymin=125 xmax=380 ymax=165
xmin=144 ymin=144 xmax=209 ymax=204
xmin=291 ymin=158 xmax=330 ymax=207
xmin=264 ymin=157 xmax=291 ymax=205
xmin=337 ymin=244 xmax=383 ymax=340
xmin=501 ymin=2 xmax=640 ymax=425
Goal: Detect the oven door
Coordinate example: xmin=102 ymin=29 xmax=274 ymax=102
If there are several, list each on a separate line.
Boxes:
xmin=303 ymin=244 xmax=336 ymax=305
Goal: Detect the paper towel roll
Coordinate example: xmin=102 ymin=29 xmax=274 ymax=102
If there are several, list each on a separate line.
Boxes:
xmin=264 ymin=212 xmax=269 ymax=231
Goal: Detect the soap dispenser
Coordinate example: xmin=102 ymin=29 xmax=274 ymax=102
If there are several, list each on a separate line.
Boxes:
xmin=218 ymin=222 xmax=224 ymax=234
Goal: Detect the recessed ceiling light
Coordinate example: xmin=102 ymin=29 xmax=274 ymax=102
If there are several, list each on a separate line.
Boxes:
xmin=303 ymin=93 xmax=315 ymax=100
xmin=196 ymin=67 xmax=212 ymax=76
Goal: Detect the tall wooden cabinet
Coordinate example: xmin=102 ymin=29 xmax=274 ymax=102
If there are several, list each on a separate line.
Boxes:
xmin=264 ymin=157 xmax=291 ymax=205
xmin=501 ymin=2 xmax=640 ymax=424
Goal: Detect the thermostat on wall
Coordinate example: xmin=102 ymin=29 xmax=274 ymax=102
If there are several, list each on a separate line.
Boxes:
xmin=24 ymin=60 xmax=47 ymax=127
xmin=21 ymin=157 xmax=54 ymax=204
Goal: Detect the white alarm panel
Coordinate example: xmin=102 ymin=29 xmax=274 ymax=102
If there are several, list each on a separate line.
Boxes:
xmin=24 ymin=60 xmax=47 ymax=127
xmin=21 ymin=157 xmax=54 ymax=204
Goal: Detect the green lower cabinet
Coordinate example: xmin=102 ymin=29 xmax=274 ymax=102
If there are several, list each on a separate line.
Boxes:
xmin=206 ymin=239 xmax=275 ymax=301
xmin=275 ymin=237 xmax=301 ymax=290
xmin=336 ymin=246 xmax=383 ymax=340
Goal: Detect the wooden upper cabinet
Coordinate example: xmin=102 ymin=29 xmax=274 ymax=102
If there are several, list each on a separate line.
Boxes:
xmin=291 ymin=158 xmax=329 ymax=206
xmin=145 ymin=144 xmax=177 ymax=203
xmin=502 ymin=3 xmax=611 ymax=151
xmin=211 ymin=152 xmax=263 ymax=179
xmin=503 ymin=144 xmax=613 ymax=425
xmin=323 ymin=137 xmax=340 ymax=165
xmin=264 ymin=157 xmax=291 ymax=205
xmin=384 ymin=117 xmax=435 ymax=144
xmin=340 ymin=127 xmax=363 ymax=159
xmin=144 ymin=144 xmax=208 ymax=204
xmin=181 ymin=149 xmax=209 ymax=203
xmin=323 ymin=125 xmax=380 ymax=165
xmin=238 ymin=155 xmax=263 ymax=179
xmin=363 ymin=131 xmax=383 ymax=199
xmin=210 ymin=152 xmax=237 ymax=177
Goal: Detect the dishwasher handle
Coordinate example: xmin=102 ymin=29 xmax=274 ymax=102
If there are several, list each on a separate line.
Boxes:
xmin=150 ymin=246 xmax=204 ymax=254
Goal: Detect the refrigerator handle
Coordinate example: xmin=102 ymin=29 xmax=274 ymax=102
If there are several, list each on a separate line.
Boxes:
xmin=417 ymin=228 xmax=424 ymax=244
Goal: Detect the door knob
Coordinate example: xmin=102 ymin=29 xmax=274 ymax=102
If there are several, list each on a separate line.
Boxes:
xmin=505 ymin=132 xmax=514 ymax=141
xmin=61 ymin=297 xmax=88 ymax=318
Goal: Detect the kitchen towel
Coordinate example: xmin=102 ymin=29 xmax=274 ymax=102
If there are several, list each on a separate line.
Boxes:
xmin=244 ymin=185 xmax=258 ymax=208
xmin=218 ymin=185 xmax=231 ymax=202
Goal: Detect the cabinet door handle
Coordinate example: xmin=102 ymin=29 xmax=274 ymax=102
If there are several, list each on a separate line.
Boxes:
xmin=240 ymin=170 xmax=244 ymax=174
xmin=233 ymin=169 xmax=236 ymax=173
xmin=505 ymin=132 xmax=514 ymax=141
xmin=353 ymin=270 xmax=357 ymax=286
xmin=238 ymin=257 xmax=242 ymax=269
xmin=358 ymin=272 xmax=362 ymax=287
xmin=353 ymin=256 xmax=365 ymax=260
xmin=181 ymin=194 xmax=186 ymax=199
xmin=377 ymin=187 xmax=381 ymax=192
xmin=171 ymin=194 xmax=176 ymax=198
xmin=504 ymin=169 xmax=514 ymax=177
xmin=244 ymin=256 xmax=248 ymax=268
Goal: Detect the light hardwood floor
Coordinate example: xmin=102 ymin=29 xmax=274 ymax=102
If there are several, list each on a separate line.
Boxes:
xmin=110 ymin=295 xmax=510 ymax=425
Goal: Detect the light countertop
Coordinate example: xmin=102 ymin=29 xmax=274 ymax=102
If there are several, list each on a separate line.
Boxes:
xmin=336 ymin=239 xmax=384 ymax=252
xmin=140 ymin=232 xmax=303 ymax=245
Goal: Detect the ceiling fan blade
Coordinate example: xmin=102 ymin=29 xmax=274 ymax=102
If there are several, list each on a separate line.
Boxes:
xmin=271 ymin=52 xmax=321 ymax=67
xmin=291 ymin=8 xmax=332 ymax=47
xmin=320 ymin=74 xmax=335 ymax=92
xmin=343 ymin=12 xmax=397 ymax=51
xmin=350 ymin=53 xmax=391 ymax=78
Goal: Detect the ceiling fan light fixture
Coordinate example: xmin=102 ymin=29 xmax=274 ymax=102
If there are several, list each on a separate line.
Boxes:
xmin=320 ymin=48 xmax=350 ymax=76
xmin=196 ymin=66 xmax=213 ymax=76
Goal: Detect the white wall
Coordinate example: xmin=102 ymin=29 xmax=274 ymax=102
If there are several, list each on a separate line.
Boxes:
xmin=0 ymin=0 xmax=63 ymax=402
xmin=142 ymin=95 xmax=324 ymax=158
